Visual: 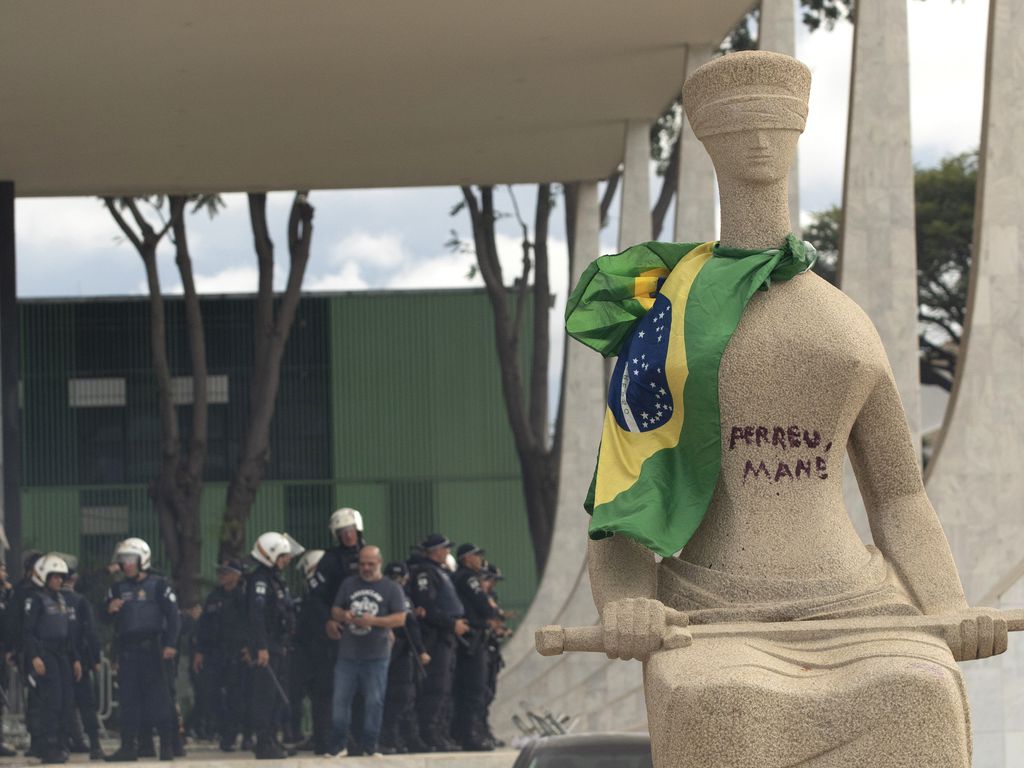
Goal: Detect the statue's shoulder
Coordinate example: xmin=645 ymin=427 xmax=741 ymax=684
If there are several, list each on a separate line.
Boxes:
xmin=787 ymin=271 xmax=887 ymax=351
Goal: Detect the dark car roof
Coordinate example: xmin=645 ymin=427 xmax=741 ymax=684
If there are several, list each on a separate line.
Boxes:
xmin=528 ymin=733 xmax=649 ymax=749
xmin=513 ymin=732 xmax=652 ymax=767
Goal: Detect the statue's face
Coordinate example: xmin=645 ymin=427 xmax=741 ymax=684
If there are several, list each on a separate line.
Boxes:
xmin=700 ymin=127 xmax=800 ymax=185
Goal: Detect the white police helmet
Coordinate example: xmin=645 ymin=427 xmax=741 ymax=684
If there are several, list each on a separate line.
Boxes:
xmin=252 ymin=532 xmax=292 ymax=568
xmin=297 ymin=549 xmax=325 ymax=580
xmin=114 ymin=538 xmax=152 ymax=571
xmin=329 ymin=507 xmax=364 ymax=535
xmin=32 ymin=553 xmax=70 ymax=587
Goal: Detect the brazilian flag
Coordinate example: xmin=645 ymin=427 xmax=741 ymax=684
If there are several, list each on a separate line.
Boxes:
xmin=565 ymin=235 xmax=817 ymax=556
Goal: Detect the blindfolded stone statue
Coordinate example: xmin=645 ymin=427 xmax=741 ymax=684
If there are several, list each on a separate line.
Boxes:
xmin=555 ymin=50 xmax=1012 ymax=768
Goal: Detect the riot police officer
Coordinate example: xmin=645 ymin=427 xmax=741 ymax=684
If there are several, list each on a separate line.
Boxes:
xmin=310 ymin=508 xmax=364 ymax=605
xmin=0 ymin=561 xmax=17 ymax=758
xmin=288 ymin=549 xmax=335 ymax=754
xmin=64 ymin=568 xmax=106 ymax=760
xmin=104 ymin=538 xmax=181 ymax=763
xmin=23 ymin=553 xmax=80 ymax=765
xmin=407 ymin=534 xmax=468 ymax=751
xmin=451 ymin=544 xmax=497 ymax=750
xmin=480 ymin=563 xmax=509 ymax=749
xmin=193 ymin=559 xmax=247 ymax=752
xmin=247 ymin=532 xmax=296 ymax=760
xmin=308 ymin=508 xmax=365 ymax=747
xmin=378 ymin=561 xmax=430 ymax=755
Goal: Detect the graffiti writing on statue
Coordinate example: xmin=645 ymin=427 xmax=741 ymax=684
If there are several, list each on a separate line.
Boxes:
xmin=728 ymin=425 xmax=833 ymax=483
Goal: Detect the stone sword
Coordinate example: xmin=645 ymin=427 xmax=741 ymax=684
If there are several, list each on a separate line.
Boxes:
xmin=536 ymin=608 xmax=1024 ymax=661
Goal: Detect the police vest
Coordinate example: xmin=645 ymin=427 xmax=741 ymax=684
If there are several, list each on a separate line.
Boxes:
xmin=115 ymin=576 xmax=167 ymax=636
xmin=35 ymin=590 xmax=71 ymax=643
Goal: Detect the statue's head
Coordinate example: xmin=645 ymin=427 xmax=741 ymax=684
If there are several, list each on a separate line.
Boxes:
xmin=683 ymin=51 xmax=811 ymax=185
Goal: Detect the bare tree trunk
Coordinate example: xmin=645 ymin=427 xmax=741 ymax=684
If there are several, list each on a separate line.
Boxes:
xmin=461 ymin=185 xmax=561 ymax=576
xmin=219 ymin=193 xmax=314 ymax=559
xmin=169 ymin=196 xmax=207 ymax=607
xmin=103 ymin=197 xmax=209 ymax=608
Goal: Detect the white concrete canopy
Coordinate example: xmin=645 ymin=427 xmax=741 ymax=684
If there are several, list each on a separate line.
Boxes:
xmin=1 ymin=1 xmax=751 ymax=197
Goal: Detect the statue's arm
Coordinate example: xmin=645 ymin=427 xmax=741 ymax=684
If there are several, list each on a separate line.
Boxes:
xmin=587 ymin=536 xmax=658 ymax=615
xmin=848 ymin=369 xmax=968 ymax=614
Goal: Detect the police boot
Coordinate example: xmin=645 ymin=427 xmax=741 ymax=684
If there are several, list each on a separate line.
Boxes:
xmin=89 ymin=733 xmax=107 ymax=761
xmin=158 ymin=726 xmax=176 ymax=761
xmin=218 ymin=736 xmax=236 ymax=753
xmin=136 ymin=730 xmax=156 ymax=758
xmin=253 ymin=733 xmax=285 ymax=760
xmin=404 ymin=731 xmax=433 ymax=753
xmin=105 ymin=732 xmax=138 ymax=762
xmin=39 ymin=740 xmax=68 ymax=765
xmin=172 ymin=730 xmax=186 ymax=758
xmin=461 ymin=720 xmax=496 ymax=752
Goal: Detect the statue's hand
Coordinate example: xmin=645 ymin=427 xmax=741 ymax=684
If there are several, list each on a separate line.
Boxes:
xmin=951 ymin=608 xmax=1009 ymax=661
xmin=601 ymin=597 xmax=671 ymax=662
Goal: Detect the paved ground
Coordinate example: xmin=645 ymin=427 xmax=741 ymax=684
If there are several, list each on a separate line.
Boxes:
xmin=0 ymin=747 xmax=518 ymax=768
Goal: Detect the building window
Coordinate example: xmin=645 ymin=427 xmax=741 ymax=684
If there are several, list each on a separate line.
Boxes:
xmin=170 ymin=375 xmax=229 ymax=405
xmin=68 ymin=378 xmax=126 ymax=408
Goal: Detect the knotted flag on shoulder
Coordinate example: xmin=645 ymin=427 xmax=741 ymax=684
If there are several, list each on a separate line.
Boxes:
xmin=565 ymin=234 xmax=817 ymax=557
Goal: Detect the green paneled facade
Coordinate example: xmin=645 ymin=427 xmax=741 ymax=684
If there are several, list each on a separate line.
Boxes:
xmin=19 ymin=290 xmax=538 ymax=618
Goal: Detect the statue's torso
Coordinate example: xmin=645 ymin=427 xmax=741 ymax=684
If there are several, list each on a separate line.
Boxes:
xmin=678 ymin=271 xmax=895 ymax=587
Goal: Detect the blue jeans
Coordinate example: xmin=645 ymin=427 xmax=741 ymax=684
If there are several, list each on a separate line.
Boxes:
xmin=330 ymin=656 xmax=390 ymax=754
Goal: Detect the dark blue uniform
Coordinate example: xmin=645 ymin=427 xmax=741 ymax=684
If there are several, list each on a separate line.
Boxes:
xmin=379 ymin=587 xmax=427 ymax=753
xmin=196 ymin=583 xmax=248 ymax=749
xmin=306 ymin=544 xmax=360 ymax=750
xmin=65 ymin=589 xmax=103 ymax=749
xmin=23 ymin=587 xmax=78 ymax=761
xmin=407 ymin=553 xmax=464 ymax=748
xmin=106 ymin=574 xmax=181 ymax=746
xmin=246 ymin=565 xmax=295 ymax=754
xmin=452 ymin=566 xmax=497 ymax=747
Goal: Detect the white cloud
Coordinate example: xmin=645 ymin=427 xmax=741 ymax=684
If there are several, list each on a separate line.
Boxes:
xmin=16 ymin=197 xmax=121 ymax=253
xmin=329 ymin=231 xmax=409 ymax=270
xmin=306 ymin=261 xmax=370 ymax=291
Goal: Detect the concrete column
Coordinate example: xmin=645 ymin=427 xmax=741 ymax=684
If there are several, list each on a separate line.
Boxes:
xmin=492 ymin=182 xmax=650 ymax=737
xmin=619 ymin=120 xmax=652 ymax=249
xmin=839 ymin=0 xmax=921 ymax=540
xmin=0 ymin=181 xmax=20 ymax=569
xmin=495 ymin=180 xmax=605 ymax=679
xmin=758 ymin=0 xmax=801 ymax=236
xmin=926 ymin=2 xmax=1024 ymax=760
xmin=674 ymin=44 xmax=718 ymax=243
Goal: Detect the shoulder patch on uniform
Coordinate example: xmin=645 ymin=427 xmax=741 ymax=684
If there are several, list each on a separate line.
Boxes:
xmin=255 ymin=581 xmax=267 ymax=595
xmin=416 ymin=573 xmax=429 ymax=590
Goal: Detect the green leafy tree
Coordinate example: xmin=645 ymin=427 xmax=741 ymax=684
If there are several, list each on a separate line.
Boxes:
xmin=804 ymin=150 xmax=977 ymax=393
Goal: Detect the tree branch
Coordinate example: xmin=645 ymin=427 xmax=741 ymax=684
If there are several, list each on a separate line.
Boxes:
xmin=103 ymin=198 xmax=145 ymax=252
xmin=600 ymin=170 xmax=621 ymax=228
xmin=169 ymin=196 xmax=209 ymax=482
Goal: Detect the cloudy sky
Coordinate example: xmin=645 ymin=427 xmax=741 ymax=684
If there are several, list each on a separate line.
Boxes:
xmin=14 ymin=0 xmax=988 ymax=305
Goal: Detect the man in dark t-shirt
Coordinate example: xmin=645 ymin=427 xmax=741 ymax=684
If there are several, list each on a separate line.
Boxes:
xmin=327 ymin=546 xmax=406 ymax=758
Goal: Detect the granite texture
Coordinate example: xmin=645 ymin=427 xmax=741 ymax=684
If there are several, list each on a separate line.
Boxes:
xmin=580 ymin=51 xmax=999 ymax=768
xmin=926 ymin=0 xmax=1024 ymax=762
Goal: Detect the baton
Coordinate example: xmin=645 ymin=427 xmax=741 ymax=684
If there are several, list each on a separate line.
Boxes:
xmin=536 ymin=608 xmax=1024 ymax=662
xmin=265 ymin=659 xmax=291 ymax=712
